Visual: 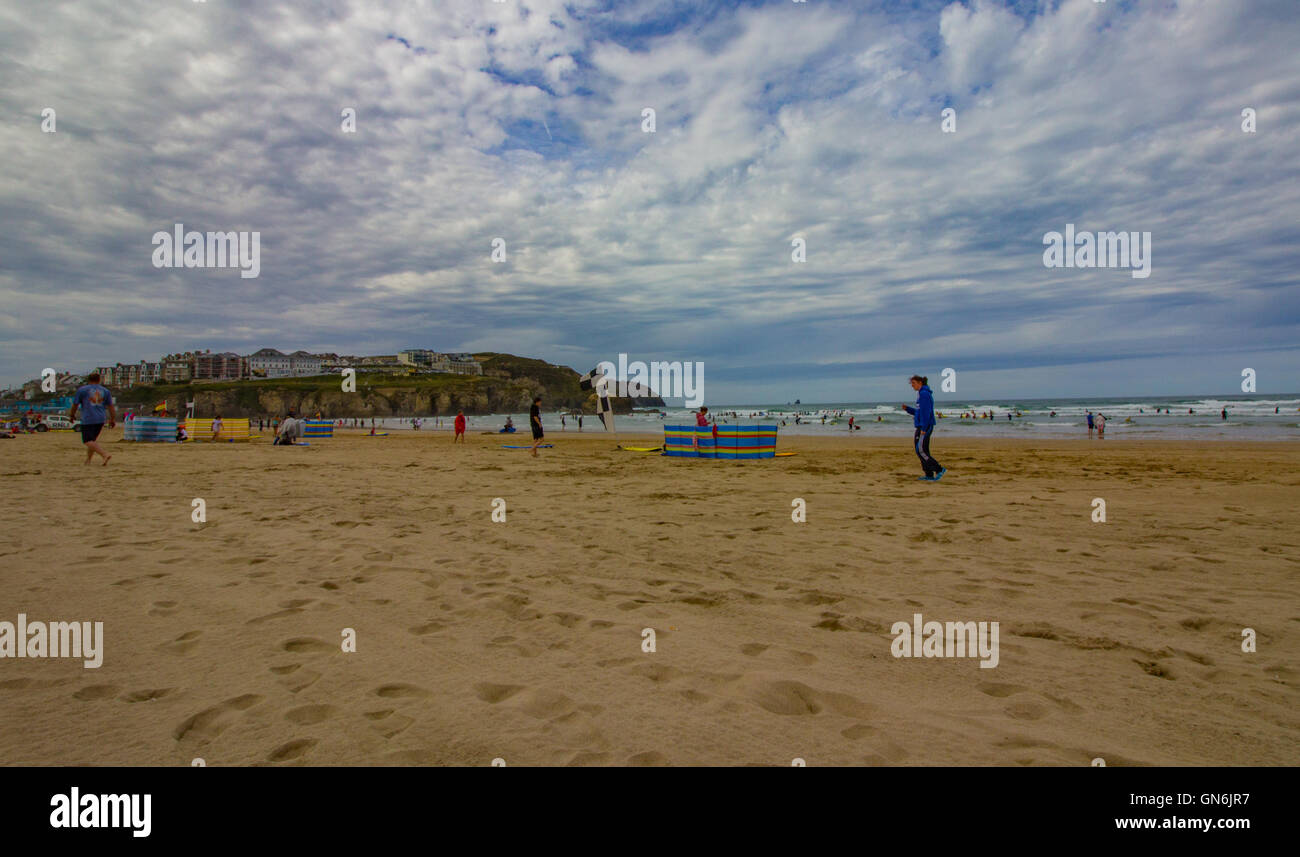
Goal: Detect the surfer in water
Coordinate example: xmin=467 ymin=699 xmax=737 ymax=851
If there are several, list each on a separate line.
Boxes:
xmin=901 ymin=375 xmax=945 ymax=482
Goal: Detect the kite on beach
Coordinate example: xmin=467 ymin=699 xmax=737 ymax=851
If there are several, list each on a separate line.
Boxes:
xmin=579 ymin=366 xmax=615 ymax=432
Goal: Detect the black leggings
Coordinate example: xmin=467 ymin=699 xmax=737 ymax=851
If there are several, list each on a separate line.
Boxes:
xmin=914 ymin=427 xmax=941 ymax=476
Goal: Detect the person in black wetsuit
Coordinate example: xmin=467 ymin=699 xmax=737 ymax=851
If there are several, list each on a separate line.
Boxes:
xmin=529 ymin=397 xmax=545 ymax=457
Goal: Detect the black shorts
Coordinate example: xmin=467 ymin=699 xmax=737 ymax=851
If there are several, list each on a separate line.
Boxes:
xmin=532 ymin=425 xmax=544 ymax=440
xmin=80 ymin=423 xmax=104 ymax=443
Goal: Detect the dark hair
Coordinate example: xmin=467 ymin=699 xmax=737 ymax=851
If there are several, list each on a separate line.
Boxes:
xmin=910 ymin=374 xmax=928 ymax=385
xmin=87 ymin=372 xmax=101 ymax=383
xmin=533 ymin=396 xmax=542 ymax=403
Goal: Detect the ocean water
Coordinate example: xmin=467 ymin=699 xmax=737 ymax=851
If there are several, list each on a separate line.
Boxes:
xmin=347 ymin=395 xmax=1300 ymax=440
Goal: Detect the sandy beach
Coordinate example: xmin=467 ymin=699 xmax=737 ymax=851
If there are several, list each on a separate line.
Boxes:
xmin=1 ymin=428 xmax=1296 ymax=766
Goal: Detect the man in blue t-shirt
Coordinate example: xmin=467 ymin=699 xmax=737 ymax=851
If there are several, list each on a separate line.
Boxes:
xmin=70 ymin=372 xmax=116 ymax=465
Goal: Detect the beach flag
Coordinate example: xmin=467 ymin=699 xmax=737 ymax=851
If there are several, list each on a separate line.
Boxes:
xmin=579 ymin=366 xmax=615 ymax=432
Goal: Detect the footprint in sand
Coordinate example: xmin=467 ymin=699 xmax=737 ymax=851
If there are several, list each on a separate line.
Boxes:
xmin=366 ymin=710 xmax=414 ymax=739
xmin=632 ymin=663 xmax=683 ymax=684
xmin=120 ymin=688 xmax=174 ymax=703
xmin=281 ymin=637 xmax=334 ymax=654
xmin=173 ymin=694 xmax=263 ymax=743
xmin=158 ymin=630 xmax=203 ymax=655
xmin=475 ymin=683 xmax=576 ymax=719
xmin=723 ymin=674 xmax=875 ymax=719
xmin=266 ymin=738 xmax=318 ymax=763
xmin=268 ymin=663 xmax=321 ymax=693
xmin=247 ymin=607 xmax=307 ymax=625
xmin=72 ymin=685 xmax=120 ymax=701
xmin=474 ymin=683 xmax=524 ymax=704
xmin=284 ymin=704 xmax=337 ymax=725
xmin=978 ymin=682 xmax=1028 ymax=698
xmin=1003 ymin=700 xmax=1050 ymax=720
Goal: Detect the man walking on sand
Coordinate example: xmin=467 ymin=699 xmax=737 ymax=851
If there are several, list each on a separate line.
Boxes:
xmin=69 ymin=372 xmax=116 ymax=466
xmin=530 ymin=396 xmax=545 ymax=457
xmin=454 ymin=409 xmax=466 ymax=443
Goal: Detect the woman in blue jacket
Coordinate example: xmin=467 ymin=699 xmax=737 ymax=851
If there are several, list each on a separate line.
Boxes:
xmin=902 ymin=374 xmax=946 ymax=481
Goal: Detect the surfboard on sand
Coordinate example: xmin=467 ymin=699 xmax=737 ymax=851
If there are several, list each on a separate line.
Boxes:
xmin=619 ymin=445 xmax=663 ymax=452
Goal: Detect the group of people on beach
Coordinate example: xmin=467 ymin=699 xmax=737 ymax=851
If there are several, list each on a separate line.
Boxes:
xmin=59 ymin=371 xmax=959 ymax=480
xmin=1086 ymin=411 xmax=1107 ymax=438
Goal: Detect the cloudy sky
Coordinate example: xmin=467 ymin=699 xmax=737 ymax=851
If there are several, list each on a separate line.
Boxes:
xmin=2 ymin=0 xmax=1298 ymax=402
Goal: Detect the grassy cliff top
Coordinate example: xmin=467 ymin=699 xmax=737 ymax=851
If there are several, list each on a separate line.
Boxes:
xmin=112 ymin=353 xmax=583 ymax=402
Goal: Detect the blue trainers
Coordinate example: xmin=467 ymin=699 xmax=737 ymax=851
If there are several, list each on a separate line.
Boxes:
xmin=932 ymin=468 xmax=947 ymax=481
xmin=917 ymin=475 xmax=934 ymax=481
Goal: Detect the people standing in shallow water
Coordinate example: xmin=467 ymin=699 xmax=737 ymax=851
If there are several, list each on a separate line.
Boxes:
xmin=901 ymin=375 xmax=946 ymax=482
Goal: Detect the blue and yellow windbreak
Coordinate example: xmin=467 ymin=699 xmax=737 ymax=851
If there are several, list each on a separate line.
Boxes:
xmin=123 ymin=416 xmax=178 ymax=442
xmin=663 ymin=425 xmax=777 ymax=459
xmin=303 ymin=420 xmax=334 ymax=437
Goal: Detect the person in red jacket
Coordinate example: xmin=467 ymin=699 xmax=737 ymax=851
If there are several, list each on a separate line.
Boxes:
xmin=453 ymin=410 xmax=466 ymax=443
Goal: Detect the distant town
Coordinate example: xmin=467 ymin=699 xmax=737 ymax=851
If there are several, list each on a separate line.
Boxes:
xmin=1 ymin=348 xmax=483 ymax=410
